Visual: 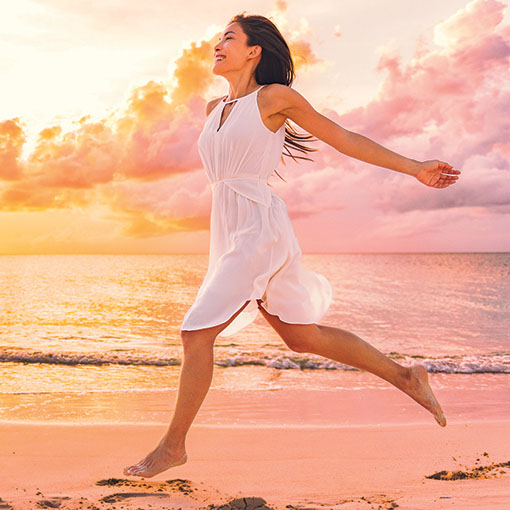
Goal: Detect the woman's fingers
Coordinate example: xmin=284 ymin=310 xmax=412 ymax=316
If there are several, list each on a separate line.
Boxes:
xmin=441 ymin=163 xmax=461 ymax=175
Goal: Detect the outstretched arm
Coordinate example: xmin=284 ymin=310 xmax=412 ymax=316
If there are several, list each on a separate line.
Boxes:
xmin=272 ymin=84 xmax=461 ymax=188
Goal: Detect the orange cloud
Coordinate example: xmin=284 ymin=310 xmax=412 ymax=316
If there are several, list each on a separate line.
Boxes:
xmin=0 ymin=2 xmax=324 ymax=235
xmin=266 ymin=0 xmax=324 ymax=71
xmin=4 ymin=0 xmax=506 ymax=250
xmin=0 ymin=118 xmax=26 ymax=181
xmin=170 ymin=39 xmax=218 ymax=105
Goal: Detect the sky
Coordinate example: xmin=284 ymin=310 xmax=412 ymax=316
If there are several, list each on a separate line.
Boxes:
xmin=0 ymin=0 xmax=509 ymax=254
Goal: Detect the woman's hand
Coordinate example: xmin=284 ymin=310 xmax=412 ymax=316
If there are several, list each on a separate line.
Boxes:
xmin=415 ymin=160 xmax=461 ymax=188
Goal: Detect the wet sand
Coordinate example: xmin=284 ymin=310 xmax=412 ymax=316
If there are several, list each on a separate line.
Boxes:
xmin=1 ymin=383 xmax=509 ymax=510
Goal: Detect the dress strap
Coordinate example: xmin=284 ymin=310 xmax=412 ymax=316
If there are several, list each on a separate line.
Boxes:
xmin=223 ymin=85 xmax=266 ymax=104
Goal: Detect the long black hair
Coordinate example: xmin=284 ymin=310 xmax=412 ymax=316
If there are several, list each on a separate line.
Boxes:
xmin=228 ymin=12 xmax=318 ymax=183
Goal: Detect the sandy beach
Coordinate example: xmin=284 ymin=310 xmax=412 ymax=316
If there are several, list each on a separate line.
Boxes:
xmin=1 ymin=0 xmax=509 ymax=506
xmin=1 ymin=380 xmax=509 ymax=510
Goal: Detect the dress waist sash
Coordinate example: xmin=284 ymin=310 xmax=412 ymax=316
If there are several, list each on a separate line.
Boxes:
xmin=211 ymin=175 xmax=272 ymax=207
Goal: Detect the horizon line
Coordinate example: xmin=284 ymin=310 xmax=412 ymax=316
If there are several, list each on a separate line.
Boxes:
xmin=0 ymin=251 xmax=508 ymax=256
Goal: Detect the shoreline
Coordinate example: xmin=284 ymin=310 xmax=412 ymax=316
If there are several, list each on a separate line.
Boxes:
xmin=2 ymin=372 xmax=509 ymax=427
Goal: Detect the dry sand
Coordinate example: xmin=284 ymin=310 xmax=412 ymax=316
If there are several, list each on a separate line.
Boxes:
xmin=1 ymin=385 xmax=509 ymax=510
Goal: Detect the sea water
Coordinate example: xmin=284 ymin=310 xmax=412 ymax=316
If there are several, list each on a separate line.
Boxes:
xmin=1 ymin=253 xmax=508 ymax=425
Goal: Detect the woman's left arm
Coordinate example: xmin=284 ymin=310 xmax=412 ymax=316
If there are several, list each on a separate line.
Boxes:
xmin=274 ymin=85 xmax=461 ymax=189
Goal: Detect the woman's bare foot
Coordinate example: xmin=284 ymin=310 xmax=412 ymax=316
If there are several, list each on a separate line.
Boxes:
xmin=123 ymin=441 xmax=187 ymax=478
xmin=402 ymin=364 xmax=447 ymax=427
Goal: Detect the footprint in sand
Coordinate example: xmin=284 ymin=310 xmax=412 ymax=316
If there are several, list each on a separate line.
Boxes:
xmin=99 ymin=492 xmax=172 ymax=503
xmin=426 ymin=459 xmax=510 ymax=480
xmin=0 ymin=497 xmax=13 ymax=510
xmin=35 ymin=496 xmax=71 ymax=508
xmin=207 ymin=497 xmax=272 ymax=510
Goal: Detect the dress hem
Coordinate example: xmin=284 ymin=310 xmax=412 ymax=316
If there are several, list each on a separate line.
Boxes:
xmin=258 ymin=302 xmax=321 ymax=326
xmin=181 ymin=295 xmax=326 ymax=335
xmin=180 ymin=294 xmax=263 ymax=333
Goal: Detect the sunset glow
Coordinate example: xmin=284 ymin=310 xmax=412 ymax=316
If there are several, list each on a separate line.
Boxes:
xmin=1 ymin=0 xmax=509 ymax=254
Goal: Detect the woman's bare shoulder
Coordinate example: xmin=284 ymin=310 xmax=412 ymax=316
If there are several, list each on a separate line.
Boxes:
xmin=205 ymin=96 xmax=226 ymax=117
xmin=258 ymin=83 xmax=295 ymax=120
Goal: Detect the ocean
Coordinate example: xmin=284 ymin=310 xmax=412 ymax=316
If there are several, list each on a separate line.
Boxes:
xmin=1 ymin=253 xmax=508 ymax=425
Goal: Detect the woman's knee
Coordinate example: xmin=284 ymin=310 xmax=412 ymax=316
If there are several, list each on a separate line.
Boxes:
xmin=282 ymin=328 xmax=318 ymax=353
xmin=180 ymin=328 xmax=216 ymax=350
xmin=256 ymin=301 xmax=320 ymax=353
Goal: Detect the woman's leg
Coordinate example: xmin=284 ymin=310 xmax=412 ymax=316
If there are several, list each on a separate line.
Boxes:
xmin=256 ymin=300 xmax=446 ymax=427
xmin=123 ymin=299 xmax=252 ymax=478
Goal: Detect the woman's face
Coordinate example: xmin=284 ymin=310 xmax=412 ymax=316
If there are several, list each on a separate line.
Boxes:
xmin=213 ymin=22 xmax=258 ymax=75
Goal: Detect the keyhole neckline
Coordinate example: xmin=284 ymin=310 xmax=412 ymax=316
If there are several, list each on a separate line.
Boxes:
xmin=216 ymin=85 xmax=265 ymax=133
xmin=222 ymin=85 xmax=265 ymax=104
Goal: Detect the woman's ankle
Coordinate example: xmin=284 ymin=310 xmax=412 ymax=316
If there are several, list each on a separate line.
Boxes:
xmin=161 ymin=430 xmax=186 ymax=450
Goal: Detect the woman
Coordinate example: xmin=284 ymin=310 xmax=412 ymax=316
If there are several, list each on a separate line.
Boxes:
xmin=124 ymin=13 xmax=460 ymax=478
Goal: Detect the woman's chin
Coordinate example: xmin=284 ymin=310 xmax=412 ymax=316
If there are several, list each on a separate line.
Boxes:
xmin=212 ymin=60 xmax=231 ymax=75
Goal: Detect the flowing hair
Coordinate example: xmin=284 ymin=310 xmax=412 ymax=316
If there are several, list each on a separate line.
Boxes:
xmin=227 ymin=12 xmax=318 ymax=183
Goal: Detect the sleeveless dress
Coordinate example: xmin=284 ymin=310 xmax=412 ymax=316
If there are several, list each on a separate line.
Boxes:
xmin=180 ymin=84 xmax=332 ymax=337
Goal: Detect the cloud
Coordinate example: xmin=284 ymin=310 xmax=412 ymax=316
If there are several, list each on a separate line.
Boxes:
xmin=0 ymin=1 xmax=325 ymax=232
xmin=102 ymin=170 xmax=213 ymax=235
xmin=287 ymin=0 xmax=510 ymax=219
xmin=0 ymin=119 xmax=26 ymax=180
xmin=266 ymin=0 xmax=325 ymax=71
xmin=170 ymin=39 xmax=219 ymax=105
xmin=1 ymin=0 xmax=507 ymax=247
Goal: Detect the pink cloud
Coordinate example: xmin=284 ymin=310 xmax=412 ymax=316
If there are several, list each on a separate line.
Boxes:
xmin=0 ymin=0 xmax=508 ymax=249
xmin=280 ymin=0 xmax=510 ymax=223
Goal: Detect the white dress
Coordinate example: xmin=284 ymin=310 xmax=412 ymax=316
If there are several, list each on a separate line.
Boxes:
xmin=181 ymin=84 xmax=332 ymax=337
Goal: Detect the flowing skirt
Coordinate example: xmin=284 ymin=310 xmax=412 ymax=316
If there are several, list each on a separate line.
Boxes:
xmin=180 ymin=186 xmax=332 ymax=337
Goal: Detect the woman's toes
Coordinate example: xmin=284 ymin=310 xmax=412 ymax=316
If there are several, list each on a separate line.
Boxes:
xmin=124 ymin=465 xmax=140 ymax=476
